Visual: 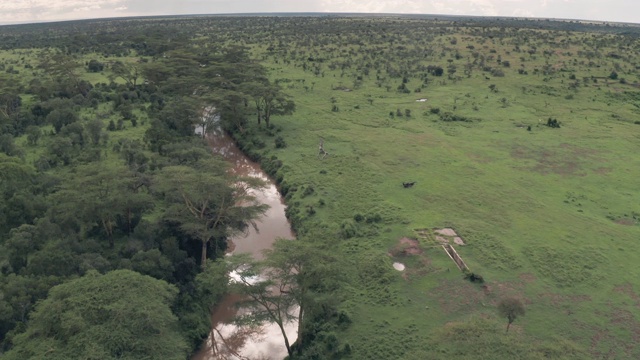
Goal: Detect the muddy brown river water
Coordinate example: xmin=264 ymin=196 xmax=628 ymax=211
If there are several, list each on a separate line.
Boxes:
xmin=191 ymin=126 xmax=296 ymax=360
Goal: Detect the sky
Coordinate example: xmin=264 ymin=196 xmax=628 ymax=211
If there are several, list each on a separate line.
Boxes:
xmin=0 ymin=0 xmax=637 ymax=25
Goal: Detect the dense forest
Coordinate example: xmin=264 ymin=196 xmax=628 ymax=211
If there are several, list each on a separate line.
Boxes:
xmin=2 ymin=14 xmax=640 ymax=359
xmin=0 ymin=17 xmax=307 ymax=359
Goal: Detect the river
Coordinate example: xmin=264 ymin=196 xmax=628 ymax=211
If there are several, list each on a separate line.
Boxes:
xmin=192 ymin=125 xmax=297 ymax=360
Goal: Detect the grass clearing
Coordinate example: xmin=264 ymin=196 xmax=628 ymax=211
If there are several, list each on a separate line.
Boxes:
xmin=233 ymin=17 xmax=640 ymax=358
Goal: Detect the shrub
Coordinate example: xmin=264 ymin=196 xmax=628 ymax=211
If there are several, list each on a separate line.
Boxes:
xmin=440 ymin=112 xmax=473 ymax=122
xmin=429 ymin=107 xmax=441 ymax=115
xmin=546 ymin=118 xmax=561 ymax=128
xmin=302 ymin=185 xmax=315 ymax=197
xmin=340 ymin=220 xmax=358 ymax=239
xmin=463 ymin=269 xmax=485 ymax=283
xmin=274 ymin=136 xmax=286 ymax=149
xmin=306 ymin=205 xmax=316 ymax=216
xmin=365 ymin=212 xmax=382 ymax=223
xmin=251 ymin=137 xmax=266 ymax=149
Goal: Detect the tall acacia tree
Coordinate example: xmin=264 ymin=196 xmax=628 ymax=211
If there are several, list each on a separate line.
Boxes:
xmin=231 ymin=237 xmax=343 ymax=357
xmin=156 ymin=160 xmax=267 ymax=267
xmin=50 ymin=163 xmax=154 ymax=247
xmin=243 ymin=81 xmax=295 ymax=128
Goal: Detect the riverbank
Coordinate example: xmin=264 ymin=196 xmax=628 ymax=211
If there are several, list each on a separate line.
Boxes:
xmin=192 ymin=126 xmax=296 ymax=360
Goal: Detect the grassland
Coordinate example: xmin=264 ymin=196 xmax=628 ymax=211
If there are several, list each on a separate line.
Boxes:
xmin=227 ymin=17 xmax=640 ymax=358
xmin=4 ymin=15 xmax=640 ymax=358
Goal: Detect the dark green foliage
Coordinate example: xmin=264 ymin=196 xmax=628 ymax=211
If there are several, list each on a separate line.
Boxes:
xmin=365 ymin=211 xmax=382 ymax=223
xmin=0 ymin=22 xmax=276 ymax=358
xmin=546 ymin=117 xmax=561 ymax=128
xmin=463 ymin=269 xmax=485 ymax=283
xmin=0 ymin=134 xmax=22 ymax=157
xmin=275 ymin=135 xmax=287 ymax=148
xmin=439 ymin=112 xmax=473 ymax=122
xmin=306 ymin=205 xmax=316 ymax=216
xmin=4 ymin=270 xmax=189 ymax=360
xmin=46 ymin=108 xmax=78 ymax=133
xmin=428 ymin=65 xmax=444 ymax=76
xmin=87 ymin=59 xmax=104 ymax=72
xmin=25 ymin=125 xmax=41 ymax=145
xmin=340 ymin=219 xmax=358 ymax=239
xmin=302 ymin=184 xmax=315 ymax=197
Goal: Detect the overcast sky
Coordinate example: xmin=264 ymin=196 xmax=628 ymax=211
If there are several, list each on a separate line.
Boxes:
xmin=0 ymin=0 xmax=637 ymax=25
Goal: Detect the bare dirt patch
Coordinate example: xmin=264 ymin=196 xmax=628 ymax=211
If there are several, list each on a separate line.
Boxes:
xmin=388 ymin=237 xmax=436 ymax=280
xmin=594 ymin=167 xmax=613 ymax=175
xmin=615 ymin=218 xmax=637 ymax=226
xmin=390 ymin=237 xmax=423 ymax=256
xmin=432 ymin=228 xmax=466 ymax=245
xmin=433 ymin=277 xmax=531 ymax=315
xmin=518 ymin=273 xmax=537 ymax=284
xmin=511 ymin=143 xmax=604 ymax=177
xmin=577 ymin=305 xmax=640 ymax=358
xmin=435 ymin=228 xmax=457 ymax=236
xmin=538 ymin=292 xmax=591 ymax=307
xmin=432 ymin=279 xmax=486 ymax=314
xmin=614 ymin=283 xmax=640 ymax=307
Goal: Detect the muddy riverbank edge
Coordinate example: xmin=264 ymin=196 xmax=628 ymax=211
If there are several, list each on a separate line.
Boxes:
xmin=227 ymin=130 xmax=305 ymax=234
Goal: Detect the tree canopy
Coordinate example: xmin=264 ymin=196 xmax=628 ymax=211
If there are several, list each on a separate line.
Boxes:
xmin=4 ymin=270 xmax=189 ymax=360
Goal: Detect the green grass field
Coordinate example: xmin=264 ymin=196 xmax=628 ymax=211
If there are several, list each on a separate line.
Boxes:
xmin=234 ymin=21 xmax=640 ymax=358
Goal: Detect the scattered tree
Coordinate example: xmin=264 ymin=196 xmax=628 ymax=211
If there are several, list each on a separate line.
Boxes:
xmin=497 ymin=297 xmax=526 ymax=333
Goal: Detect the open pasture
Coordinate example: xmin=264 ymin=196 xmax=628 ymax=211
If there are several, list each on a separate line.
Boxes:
xmin=229 ymin=16 xmax=640 ymax=358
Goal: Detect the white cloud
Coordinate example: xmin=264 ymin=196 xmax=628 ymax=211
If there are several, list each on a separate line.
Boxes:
xmin=0 ymin=0 xmax=637 ymax=25
xmin=0 ymin=0 xmax=126 ymax=23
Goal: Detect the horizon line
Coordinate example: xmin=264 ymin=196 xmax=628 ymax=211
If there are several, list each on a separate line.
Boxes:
xmin=1 ymin=12 xmax=638 ymax=28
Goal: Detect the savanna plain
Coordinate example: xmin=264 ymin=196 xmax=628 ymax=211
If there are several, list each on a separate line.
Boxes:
xmin=1 ymin=15 xmax=640 ymax=359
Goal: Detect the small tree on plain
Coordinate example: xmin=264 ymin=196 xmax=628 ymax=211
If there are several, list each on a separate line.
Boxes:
xmin=497 ymin=297 xmax=525 ymax=333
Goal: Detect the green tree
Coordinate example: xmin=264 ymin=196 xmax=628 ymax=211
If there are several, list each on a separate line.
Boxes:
xmin=4 ymin=270 xmax=189 ymax=360
xmin=245 ymin=82 xmax=295 ymax=128
xmin=110 ymin=61 xmax=140 ymax=87
xmin=46 ymin=108 xmax=78 ymax=133
xmin=50 ymin=163 xmax=154 ymax=247
xmin=156 ymin=160 xmax=268 ymax=267
xmin=86 ymin=119 xmax=104 ymax=146
xmin=87 ymin=59 xmax=104 ymax=73
xmin=497 ymin=297 xmax=526 ymax=333
xmin=25 ymin=125 xmax=41 ymax=146
xmin=231 ymin=237 xmax=343 ymax=357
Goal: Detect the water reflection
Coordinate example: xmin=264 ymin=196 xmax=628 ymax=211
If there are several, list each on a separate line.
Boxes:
xmin=192 ymin=125 xmax=296 ymax=360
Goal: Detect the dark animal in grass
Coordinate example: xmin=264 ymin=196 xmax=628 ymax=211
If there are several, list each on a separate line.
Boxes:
xmin=403 ymin=182 xmax=416 ymax=188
